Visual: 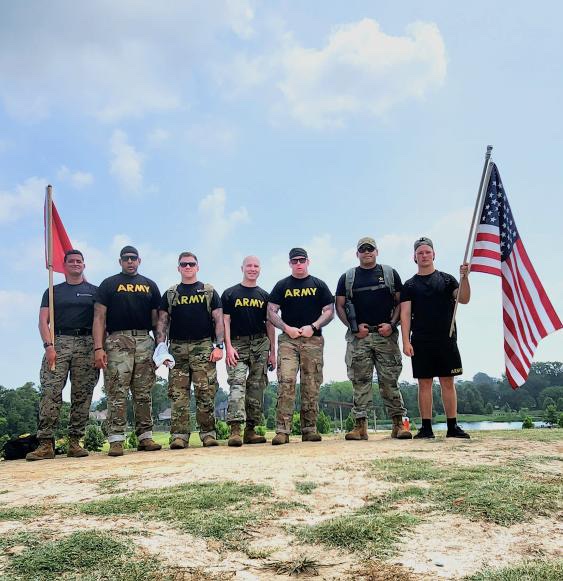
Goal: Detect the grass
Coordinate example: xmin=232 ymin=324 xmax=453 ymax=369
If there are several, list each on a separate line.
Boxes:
xmin=0 ymin=531 xmax=45 ymax=551
xmin=298 ymin=503 xmax=419 ymax=558
xmin=463 ymin=559 xmax=563 ymax=580
xmin=75 ymin=481 xmax=280 ymax=542
xmin=294 ymin=480 xmax=318 ymax=495
xmin=97 ymin=476 xmax=129 ymax=494
xmin=0 ymin=506 xmax=45 ymax=520
xmin=262 ymin=554 xmax=321 ymax=576
xmin=369 ymin=456 xmax=562 ymax=525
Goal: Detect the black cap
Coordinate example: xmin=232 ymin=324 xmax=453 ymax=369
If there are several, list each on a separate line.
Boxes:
xmin=289 ymin=247 xmax=308 ymax=259
xmin=120 ymin=245 xmax=139 ymax=257
xmin=413 ymin=237 xmax=433 ymax=251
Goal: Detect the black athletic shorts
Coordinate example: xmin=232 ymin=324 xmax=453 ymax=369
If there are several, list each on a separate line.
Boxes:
xmin=411 ymin=337 xmax=462 ymax=379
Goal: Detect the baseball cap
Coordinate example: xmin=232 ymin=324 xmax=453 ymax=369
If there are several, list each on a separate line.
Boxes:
xmin=413 ymin=237 xmax=434 ymax=251
xmin=289 ymin=247 xmax=308 ymax=259
xmin=357 ymin=237 xmax=377 ymax=250
xmin=120 ymin=245 xmax=139 ymax=257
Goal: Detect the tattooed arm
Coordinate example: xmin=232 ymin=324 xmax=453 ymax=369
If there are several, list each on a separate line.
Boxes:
xmin=155 ymin=310 xmax=170 ymax=344
xmin=210 ymin=307 xmax=224 ymax=362
xmin=268 ymin=302 xmax=301 ymax=339
xmin=314 ymin=303 xmax=335 ymax=328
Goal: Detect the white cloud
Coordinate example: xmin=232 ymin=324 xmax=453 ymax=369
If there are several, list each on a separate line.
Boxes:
xmin=0 ymin=290 xmax=35 ymax=324
xmin=56 ymin=165 xmax=94 ymax=189
xmin=221 ymin=18 xmax=447 ymax=128
xmin=109 ymin=130 xmax=144 ymax=193
xmin=146 ymin=128 xmax=170 ymax=149
xmin=0 ymin=177 xmax=46 ymax=223
xmin=198 ymin=188 xmax=250 ymax=249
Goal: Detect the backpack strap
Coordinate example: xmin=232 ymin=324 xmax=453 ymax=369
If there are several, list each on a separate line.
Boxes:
xmin=166 ymin=284 xmax=180 ymax=315
xmin=202 ymin=283 xmax=214 ymax=314
xmin=381 ymin=264 xmax=395 ymax=296
xmin=344 ymin=268 xmax=356 ymax=299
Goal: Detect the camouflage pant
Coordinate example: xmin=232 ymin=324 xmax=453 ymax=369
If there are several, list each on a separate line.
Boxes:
xmin=104 ymin=332 xmax=155 ymax=442
xmin=345 ymin=330 xmax=406 ymax=419
xmin=226 ymin=335 xmax=269 ymax=427
xmin=37 ymin=335 xmax=99 ymax=439
xmin=276 ymin=334 xmax=324 ymax=435
xmin=169 ymin=339 xmax=217 ymax=441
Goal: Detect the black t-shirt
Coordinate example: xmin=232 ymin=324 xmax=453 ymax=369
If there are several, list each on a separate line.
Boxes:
xmin=160 ymin=282 xmax=221 ymax=341
xmin=270 ymin=275 xmax=333 ymax=334
xmin=41 ymin=281 xmax=98 ymax=330
xmin=400 ymin=270 xmax=459 ymax=341
xmin=221 ymin=284 xmax=269 ymax=337
xmin=95 ymin=273 xmax=161 ymax=333
xmin=336 ymin=265 xmax=402 ymax=326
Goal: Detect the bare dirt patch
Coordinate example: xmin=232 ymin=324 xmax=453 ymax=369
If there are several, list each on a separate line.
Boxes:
xmin=1 ymin=431 xmax=561 ymax=579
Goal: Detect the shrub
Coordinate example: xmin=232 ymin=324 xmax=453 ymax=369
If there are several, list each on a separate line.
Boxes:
xmin=255 ymin=425 xmax=267 ymax=436
xmin=266 ymin=409 xmax=276 ymax=430
xmin=558 ymin=413 xmax=563 ymax=429
xmin=291 ymin=412 xmax=301 ymax=435
xmin=544 ymin=404 xmax=558 ymax=426
xmin=83 ymin=424 xmax=106 ymax=451
xmin=522 ymin=416 xmax=534 ymax=429
xmin=215 ymin=420 xmax=229 ymax=440
xmin=55 ymin=436 xmax=69 ymax=455
xmin=345 ymin=412 xmax=355 ymax=433
xmin=125 ymin=432 xmax=138 ymax=449
xmin=316 ymin=410 xmax=332 ymax=434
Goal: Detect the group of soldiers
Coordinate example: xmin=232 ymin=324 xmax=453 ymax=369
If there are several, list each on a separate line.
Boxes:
xmin=26 ymin=235 xmax=471 ymax=461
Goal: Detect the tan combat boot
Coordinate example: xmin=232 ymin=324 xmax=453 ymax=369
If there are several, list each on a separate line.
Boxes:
xmin=138 ymin=438 xmax=162 ymax=451
xmin=243 ymin=427 xmax=267 ymax=444
xmin=228 ymin=423 xmax=243 ymax=447
xmin=202 ymin=435 xmax=219 ymax=447
xmin=391 ymin=415 xmax=413 ymax=439
xmin=302 ymin=432 xmax=322 ymax=442
xmin=345 ymin=418 xmax=368 ymax=441
xmin=170 ymin=437 xmax=187 ymax=449
xmin=67 ymin=437 xmax=89 ymax=458
xmin=108 ymin=441 xmax=124 ymax=456
xmin=25 ymin=439 xmax=55 ymax=461
xmin=271 ymin=432 xmax=289 ymax=446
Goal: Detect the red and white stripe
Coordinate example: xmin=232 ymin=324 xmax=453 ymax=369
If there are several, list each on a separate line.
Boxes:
xmin=471 ymin=225 xmax=562 ymax=388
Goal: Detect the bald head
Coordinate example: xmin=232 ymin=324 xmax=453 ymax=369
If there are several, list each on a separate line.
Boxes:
xmin=241 ymin=255 xmax=261 ymax=286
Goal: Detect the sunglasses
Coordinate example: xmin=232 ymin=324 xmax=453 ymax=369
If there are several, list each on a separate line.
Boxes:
xmin=121 ymin=255 xmax=139 ymax=262
xmin=290 ymin=257 xmax=307 ymax=264
xmin=358 ymin=245 xmax=375 ymax=253
xmin=179 ymin=261 xmax=197 ymax=268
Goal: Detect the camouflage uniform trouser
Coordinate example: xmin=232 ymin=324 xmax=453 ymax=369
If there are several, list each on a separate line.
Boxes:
xmin=169 ymin=339 xmax=217 ymax=441
xmin=37 ymin=335 xmax=99 ymax=439
xmin=345 ymin=330 xmax=406 ymax=419
xmin=104 ymin=332 xmax=155 ymax=443
xmin=226 ymin=335 xmax=269 ymax=427
xmin=276 ymin=334 xmax=324 ymax=435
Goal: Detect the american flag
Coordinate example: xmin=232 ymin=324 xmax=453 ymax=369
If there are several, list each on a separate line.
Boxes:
xmin=471 ymin=163 xmax=562 ymax=388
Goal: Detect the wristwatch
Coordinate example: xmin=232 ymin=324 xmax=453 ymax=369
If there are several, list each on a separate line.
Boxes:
xmin=213 ymin=343 xmax=224 ymax=350
xmin=310 ymin=323 xmax=318 ymax=333
xmin=43 ymin=341 xmax=54 ymax=349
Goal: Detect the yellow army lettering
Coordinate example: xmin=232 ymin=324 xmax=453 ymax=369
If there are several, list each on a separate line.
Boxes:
xmin=284 ymin=287 xmax=317 ymax=298
xmin=234 ymin=298 xmax=265 ymax=308
xmin=179 ymin=294 xmax=206 ymax=305
xmin=117 ymin=284 xmax=150 ymax=293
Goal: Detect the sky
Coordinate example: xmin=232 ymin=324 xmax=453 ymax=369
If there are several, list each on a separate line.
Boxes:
xmin=1 ymin=0 xmax=561 ymax=401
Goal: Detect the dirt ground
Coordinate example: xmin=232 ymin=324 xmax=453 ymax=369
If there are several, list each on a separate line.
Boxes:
xmin=1 ymin=432 xmax=562 ymax=580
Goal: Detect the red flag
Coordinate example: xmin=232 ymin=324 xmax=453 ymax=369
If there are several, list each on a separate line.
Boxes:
xmin=471 ymin=163 xmax=562 ymax=388
xmin=44 ymin=190 xmax=72 ymax=273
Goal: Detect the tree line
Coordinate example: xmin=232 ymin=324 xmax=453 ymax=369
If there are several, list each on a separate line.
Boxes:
xmin=2 ymin=362 xmax=562 ymax=447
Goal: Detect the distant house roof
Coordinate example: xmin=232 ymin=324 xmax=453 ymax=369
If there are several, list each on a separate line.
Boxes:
xmin=158 ymin=408 xmax=172 ymax=421
xmin=89 ymin=410 xmax=107 ymax=421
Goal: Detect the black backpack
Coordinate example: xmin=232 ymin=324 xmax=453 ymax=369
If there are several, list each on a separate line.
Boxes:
xmin=1 ymin=434 xmax=57 ymax=460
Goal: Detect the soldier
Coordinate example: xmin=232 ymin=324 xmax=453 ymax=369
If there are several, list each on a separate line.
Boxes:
xmin=222 ymin=256 xmax=275 ymax=446
xmin=26 ymin=249 xmax=99 ymax=461
xmin=268 ymin=248 xmax=334 ymax=445
xmin=93 ymin=246 xmax=162 ymax=456
xmin=400 ymin=237 xmax=471 ymax=439
xmin=155 ymin=251 xmax=224 ymax=448
xmin=335 ymin=237 xmax=412 ymax=440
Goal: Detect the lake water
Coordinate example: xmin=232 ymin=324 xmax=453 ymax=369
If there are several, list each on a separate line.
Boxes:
xmin=431 ymin=421 xmax=548 ymax=431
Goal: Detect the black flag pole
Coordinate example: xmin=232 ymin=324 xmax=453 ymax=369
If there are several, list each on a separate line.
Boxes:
xmin=449 ymin=146 xmax=494 ymax=337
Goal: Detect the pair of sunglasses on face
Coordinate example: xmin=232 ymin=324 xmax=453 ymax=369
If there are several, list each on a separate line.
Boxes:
xmin=358 ymin=245 xmax=375 ymax=253
xmin=290 ymin=257 xmax=307 ymax=264
xmin=121 ymin=255 xmax=139 ymax=262
xmin=179 ymin=261 xmax=197 ymax=268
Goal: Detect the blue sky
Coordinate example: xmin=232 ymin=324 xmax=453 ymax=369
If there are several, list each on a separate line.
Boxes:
xmin=1 ymin=1 xmax=561 ymax=399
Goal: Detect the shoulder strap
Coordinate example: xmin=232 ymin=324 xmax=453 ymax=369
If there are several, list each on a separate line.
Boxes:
xmin=166 ymin=284 xmax=180 ymax=315
xmin=203 ymin=283 xmax=214 ymax=314
xmin=381 ymin=264 xmax=395 ymax=296
xmin=345 ymin=268 xmax=356 ymax=299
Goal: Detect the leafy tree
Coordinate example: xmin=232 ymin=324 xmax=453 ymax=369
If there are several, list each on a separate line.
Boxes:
xmin=0 ymin=383 xmax=40 ymax=437
xmin=316 ymin=410 xmax=332 ymax=434
xmin=344 ymin=412 xmax=355 ymax=432
xmin=544 ymin=404 xmax=558 ymax=426
xmin=151 ymin=378 xmax=171 ymax=417
xmin=266 ymin=408 xmax=276 ymax=430
xmin=543 ymin=397 xmax=556 ymax=411
xmin=522 ymin=416 xmax=534 ymax=429
xmin=558 ymin=397 xmax=563 ymax=412
xmin=291 ymin=412 xmax=301 ymax=435
xmin=558 ymin=413 xmax=563 ymax=429
xmin=83 ymin=424 xmax=106 ymax=451
xmin=215 ymin=420 xmax=229 ymax=440
xmin=538 ymin=386 xmax=563 ymax=409
xmin=484 ymin=402 xmax=494 ymax=415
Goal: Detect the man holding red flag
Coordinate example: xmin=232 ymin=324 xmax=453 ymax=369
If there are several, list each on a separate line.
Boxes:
xmin=27 ymin=249 xmax=99 ymax=461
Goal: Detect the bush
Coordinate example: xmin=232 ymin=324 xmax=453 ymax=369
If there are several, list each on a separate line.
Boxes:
xmin=316 ymin=410 xmax=332 ymax=434
xmin=124 ymin=432 xmax=138 ymax=449
xmin=544 ymin=404 xmax=558 ymax=426
xmin=0 ymin=434 xmax=9 ymax=457
xmin=255 ymin=425 xmax=267 ymax=436
xmin=291 ymin=412 xmax=301 ymax=435
xmin=83 ymin=424 xmax=106 ymax=452
xmin=522 ymin=416 xmax=534 ymax=429
xmin=558 ymin=413 xmax=563 ymax=429
xmin=55 ymin=436 xmax=69 ymax=455
xmin=345 ymin=412 xmax=355 ymax=433
xmin=215 ymin=420 xmax=229 ymax=440
xmin=266 ymin=409 xmax=276 ymax=430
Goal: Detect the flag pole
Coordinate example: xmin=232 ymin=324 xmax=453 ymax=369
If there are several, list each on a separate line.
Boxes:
xmin=449 ymin=146 xmax=494 ymax=337
xmin=46 ymin=185 xmax=56 ymax=370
